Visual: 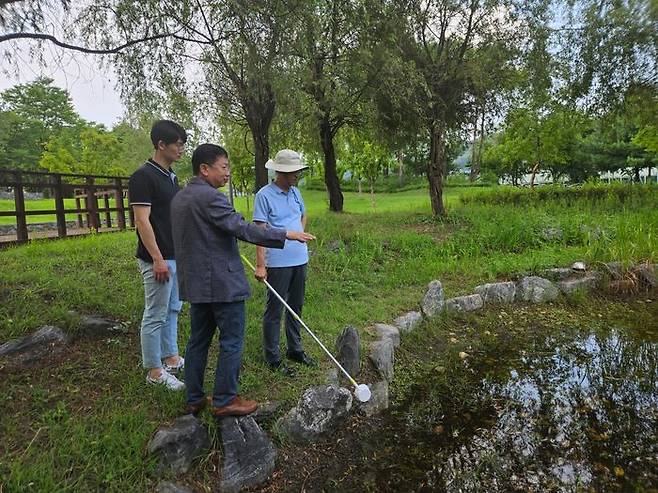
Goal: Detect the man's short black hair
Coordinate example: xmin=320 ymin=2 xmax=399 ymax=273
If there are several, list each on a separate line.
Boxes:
xmin=192 ymin=144 xmax=229 ymax=175
xmin=150 ymin=120 xmax=188 ymax=148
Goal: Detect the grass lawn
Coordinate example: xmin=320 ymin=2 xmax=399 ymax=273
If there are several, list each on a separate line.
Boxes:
xmin=0 ymin=185 xmax=656 ymax=491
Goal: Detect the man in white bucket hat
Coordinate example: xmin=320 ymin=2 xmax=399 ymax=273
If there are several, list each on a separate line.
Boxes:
xmin=253 ymin=149 xmax=315 ymax=376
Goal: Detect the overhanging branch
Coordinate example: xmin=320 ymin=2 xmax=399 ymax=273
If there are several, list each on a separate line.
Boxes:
xmin=0 ymin=31 xmax=174 ymax=54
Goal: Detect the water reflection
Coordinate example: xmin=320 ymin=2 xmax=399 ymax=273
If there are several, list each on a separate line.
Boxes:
xmin=439 ymin=329 xmax=658 ymax=491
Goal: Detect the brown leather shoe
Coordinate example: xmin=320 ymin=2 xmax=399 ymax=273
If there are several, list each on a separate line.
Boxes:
xmin=211 ymin=396 xmax=258 ymax=417
xmin=183 ymin=396 xmax=211 ymax=416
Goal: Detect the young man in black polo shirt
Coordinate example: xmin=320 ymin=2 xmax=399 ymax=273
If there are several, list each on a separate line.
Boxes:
xmin=129 ymin=120 xmax=187 ymax=390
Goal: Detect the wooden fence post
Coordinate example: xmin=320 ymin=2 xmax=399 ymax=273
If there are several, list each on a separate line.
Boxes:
xmin=75 ymin=192 xmax=84 ymax=227
xmin=13 ymin=171 xmax=28 ymax=242
xmin=114 ymin=178 xmax=126 ymax=230
xmin=53 ymin=174 xmax=67 ymax=238
xmin=86 ymin=176 xmax=99 ymax=231
xmin=103 ymin=191 xmax=112 ymax=228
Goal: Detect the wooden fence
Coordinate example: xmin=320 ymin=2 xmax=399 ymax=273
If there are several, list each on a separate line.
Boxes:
xmin=0 ymin=169 xmax=133 ymax=245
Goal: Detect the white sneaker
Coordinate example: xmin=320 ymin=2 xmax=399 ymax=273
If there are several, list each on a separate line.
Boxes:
xmin=146 ymin=370 xmax=185 ymax=391
xmin=163 ymin=356 xmax=185 ymax=374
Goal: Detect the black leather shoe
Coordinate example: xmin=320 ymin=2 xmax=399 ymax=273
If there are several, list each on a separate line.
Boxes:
xmin=268 ymin=361 xmax=296 ymax=377
xmin=287 ymin=351 xmax=317 ymax=367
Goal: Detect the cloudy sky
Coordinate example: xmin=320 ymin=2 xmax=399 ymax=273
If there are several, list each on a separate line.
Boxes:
xmin=1 ymin=41 xmax=125 ymax=127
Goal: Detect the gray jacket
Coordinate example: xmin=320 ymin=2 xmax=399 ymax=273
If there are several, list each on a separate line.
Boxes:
xmin=171 ymin=176 xmax=287 ymax=303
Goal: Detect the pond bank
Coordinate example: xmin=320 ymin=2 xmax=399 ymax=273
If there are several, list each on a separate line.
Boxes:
xmin=269 ymin=295 xmax=658 ymax=492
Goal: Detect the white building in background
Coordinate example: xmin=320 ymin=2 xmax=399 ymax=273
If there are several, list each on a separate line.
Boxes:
xmin=495 ymin=167 xmax=658 ymax=186
xmin=600 ymin=167 xmax=658 ymax=183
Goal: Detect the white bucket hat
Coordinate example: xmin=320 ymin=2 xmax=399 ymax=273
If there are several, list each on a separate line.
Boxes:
xmin=265 ymin=149 xmax=309 ymax=173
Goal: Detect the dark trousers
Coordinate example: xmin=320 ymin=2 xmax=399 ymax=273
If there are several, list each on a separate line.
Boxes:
xmin=185 ymin=301 xmax=245 ymax=407
xmin=263 ymin=263 xmax=307 ymax=364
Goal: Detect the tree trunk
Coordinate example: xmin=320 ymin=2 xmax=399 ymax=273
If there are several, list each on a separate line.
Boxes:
xmin=243 ymin=88 xmax=275 ymax=191
xmin=427 ymin=124 xmax=446 ymax=217
xmin=397 ymin=151 xmax=404 ymax=186
xmin=252 ymin=131 xmax=269 ymax=190
xmin=529 ymin=162 xmax=540 ymax=188
xmin=320 ymin=116 xmax=343 ymax=212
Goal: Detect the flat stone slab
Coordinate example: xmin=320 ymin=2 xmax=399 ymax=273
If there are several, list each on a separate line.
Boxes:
xmin=445 ymin=294 xmax=484 ymax=313
xmin=421 ymin=280 xmax=444 ymax=318
xmin=474 ymin=282 xmax=516 ymax=304
xmin=374 ymin=323 xmax=400 ymax=347
xmin=557 ymin=274 xmax=600 ymax=295
xmin=0 ymin=326 xmax=69 ymax=365
xmin=80 ymin=315 xmax=125 ymax=337
xmin=516 ymin=277 xmax=559 ymax=303
xmin=369 ymin=339 xmax=394 ymax=381
xmin=358 ymin=381 xmax=389 ymax=417
xmin=277 ymin=385 xmax=353 ymax=443
xmin=394 ymin=311 xmax=422 ymax=333
xmin=540 ymin=268 xmax=573 ymax=281
xmin=147 ymin=415 xmax=210 ymax=476
xmin=219 ymin=416 xmax=276 ymax=493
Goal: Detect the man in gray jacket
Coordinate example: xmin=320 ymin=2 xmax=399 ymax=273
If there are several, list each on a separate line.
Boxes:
xmin=171 ymin=144 xmax=315 ymax=417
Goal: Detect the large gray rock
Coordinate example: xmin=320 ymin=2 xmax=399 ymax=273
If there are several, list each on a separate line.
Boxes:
xmin=335 ymin=326 xmax=360 ymax=378
xmin=632 ymin=263 xmax=657 ymax=290
xmin=358 ymin=381 xmax=389 ymax=417
xmin=369 ymin=339 xmax=394 ymax=381
xmin=445 ymin=294 xmax=484 ymax=313
xmin=557 ymin=273 xmax=600 ymax=295
xmin=155 ymin=482 xmax=196 ymax=493
xmin=474 ymin=282 xmax=516 ymax=304
xmin=516 ymin=277 xmax=559 ymax=303
xmin=277 ymin=385 xmax=353 ymax=443
xmin=147 ymin=415 xmax=210 ymax=476
xmin=540 ymin=268 xmax=573 ymax=281
xmin=393 ymin=311 xmax=422 ymax=333
xmin=374 ymin=323 xmax=400 ymax=347
xmin=219 ymin=416 xmax=277 ymax=493
xmin=0 ymin=326 xmax=68 ymax=365
xmin=421 ymin=280 xmax=444 ymax=318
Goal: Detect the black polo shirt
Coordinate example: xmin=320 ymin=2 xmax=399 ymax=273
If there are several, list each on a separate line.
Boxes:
xmin=128 ymin=159 xmax=180 ymax=262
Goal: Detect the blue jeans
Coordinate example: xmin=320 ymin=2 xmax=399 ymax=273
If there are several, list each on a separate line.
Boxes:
xmin=184 ymin=301 xmax=246 ymax=408
xmin=138 ymin=259 xmax=182 ymax=369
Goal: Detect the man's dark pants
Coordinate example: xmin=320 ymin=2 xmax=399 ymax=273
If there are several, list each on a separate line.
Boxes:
xmin=263 ymin=263 xmax=307 ymax=365
xmin=185 ymin=301 xmax=245 ymax=407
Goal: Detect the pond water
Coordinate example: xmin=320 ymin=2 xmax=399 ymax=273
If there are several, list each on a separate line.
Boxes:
xmin=358 ymin=326 xmax=658 ymax=492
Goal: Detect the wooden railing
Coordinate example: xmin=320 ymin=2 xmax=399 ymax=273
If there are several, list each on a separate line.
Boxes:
xmin=0 ymin=169 xmax=133 ymax=244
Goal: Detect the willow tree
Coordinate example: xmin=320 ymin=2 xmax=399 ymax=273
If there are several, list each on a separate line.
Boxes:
xmin=291 ymin=0 xmax=390 ymax=211
xmin=377 ymin=0 xmax=524 ymax=216
xmin=74 ymin=0 xmax=299 ymax=189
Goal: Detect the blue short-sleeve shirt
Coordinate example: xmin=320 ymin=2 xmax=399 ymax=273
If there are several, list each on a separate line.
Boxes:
xmin=253 ymin=183 xmax=308 ymax=268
